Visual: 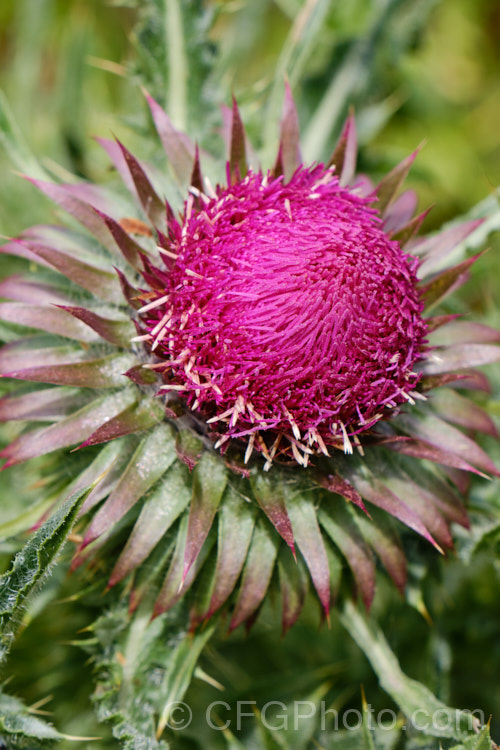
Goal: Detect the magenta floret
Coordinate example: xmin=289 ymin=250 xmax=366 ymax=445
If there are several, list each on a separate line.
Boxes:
xmin=140 ymin=165 xmax=427 ymax=463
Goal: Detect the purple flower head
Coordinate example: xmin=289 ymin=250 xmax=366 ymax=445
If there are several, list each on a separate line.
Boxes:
xmin=1 ymin=89 xmax=499 ymax=630
xmin=139 ymin=165 xmax=427 ymax=466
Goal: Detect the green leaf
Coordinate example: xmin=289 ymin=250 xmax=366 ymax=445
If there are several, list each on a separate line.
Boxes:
xmin=0 ymin=485 xmax=90 ymax=663
xmin=340 ymin=600 xmax=481 ymax=741
xmin=463 ymin=724 xmax=493 ymax=750
xmin=450 ymin=725 xmax=494 ymax=750
xmin=0 ymin=688 xmax=64 ymax=746
xmin=157 ymin=619 xmax=217 ymax=737
xmin=88 ymin=603 xmax=171 ymax=749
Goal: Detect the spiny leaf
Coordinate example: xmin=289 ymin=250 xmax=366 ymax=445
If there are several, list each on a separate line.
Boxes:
xmin=0 ymin=688 xmax=65 ymax=745
xmin=324 ymin=536 xmax=343 ymax=604
xmin=460 ymin=724 xmax=494 ymax=750
xmin=0 ymin=485 xmax=91 ymax=662
xmin=373 ymin=149 xmax=419 ymax=215
xmin=77 ymin=397 xmax=163 ymax=449
xmin=430 ymin=387 xmax=498 ymax=437
xmin=75 ymin=437 xmax=135 ymax=516
xmin=383 ymin=189 xmax=417 ymax=234
xmin=275 ymin=81 xmax=301 ymax=182
xmin=384 ymin=476 xmax=453 ymax=551
xmin=397 ymin=412 xmax=499 ymax=477
xmin=145 ymin=90 xmax=195 ymax=185
xmin=421 ymin=344 xmax=500 ymax=375
xmin=0 ymin=388 xmax=136 ymax=467
xmin=382 ymin=435 xmax=490 ymax=478
xmin=251 ymin=470 xmax=295 ymax=554
xmin=428 ymin=321 xmax=500 ymax=347
xmin=278 ymin=547 xmax=309 ymax=634
xmin=94 ymin=208 xmax=146 ymax=270
xmin=95 ymin=137 xmax=143 ymax=198
xmin=130 ymin=536 xmax=177 ymax=614
xmin=319 ymin=501 xmax=375 ymax=610
xmin=317 ymin=473 xmax=368 ymax=515
xmin=116 ymin=139 xmax=166 ymax=227
xmin=175 ymin=429 xmax=203 ymax=471
xmin=419 ymin=252 xmax=482 ymax=311
xmin=415 ymin=219 xmax=484 ymax=275
xmin=88 ymin=603 xmax=176 ymax=749
xmin=82 ymin=422 xmax=177 ymax=546
xmin=1 ymin=238 xmax=123 ymax=303
xmin=116 ymin=267 xmax=143 ymax=310
xmin=189 ymin=144 xmax=204 ymax=194
xmin=2 ymin=351 xmax=137 ymax=389
xmin=0 ymin=274 xmax=71 ymax=305
xmin=206 ymin=486 xmax=257 ymax=619
xmin=329 ymin=112 xmax=356 ymax=186
xmin=183 ymin=452 xmax=228 ymax=580
xmin=0 ymin=301 xmax=98 ymax=342
xmin=26 ymin=178 xmax=118 ymax=252
xmin=229 ymin=516 xmax=281 ymax=632
xmin=284 ymin=486 xmax=330 ymax=616
xmin=355 ymin=510 xmax=407 ymax=594
xmin=58 ymin=304 xmax=136 ymax=347
xmin=414 ymin=469 xmax=469 ymax=529
xmin=0 ymin=386 xmax=84 ymax=423
xmin=154 ymin=515 xmax=216 ymax=616
xmin=229 ymin=98 xmax=248 ymax=184
xmin=391 ymin=207 xmax=432 ymax=246
xmin=109 ymin=462 xmax=191 ymax=586
xmin=346 ymin=469 xmax=441 ymax=550
xmin=0 ymin=340 xmax=86 ymax=373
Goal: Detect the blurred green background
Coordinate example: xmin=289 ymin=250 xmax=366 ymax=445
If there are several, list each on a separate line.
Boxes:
xmin=0 ymin=0 xmax=500 ymax=747
xmin=1 ymin=0 xmax=500 ymax=235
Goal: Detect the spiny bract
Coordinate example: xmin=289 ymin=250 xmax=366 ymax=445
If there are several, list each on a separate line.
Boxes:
xmin=1 ymin=87 xmax=499 ymax=632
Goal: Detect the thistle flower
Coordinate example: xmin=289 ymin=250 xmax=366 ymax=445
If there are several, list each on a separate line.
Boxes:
xmin=1 ymin=88 xmax=499 ymax=632
xmin=139 ymin=163 xmax=427 ymax=466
